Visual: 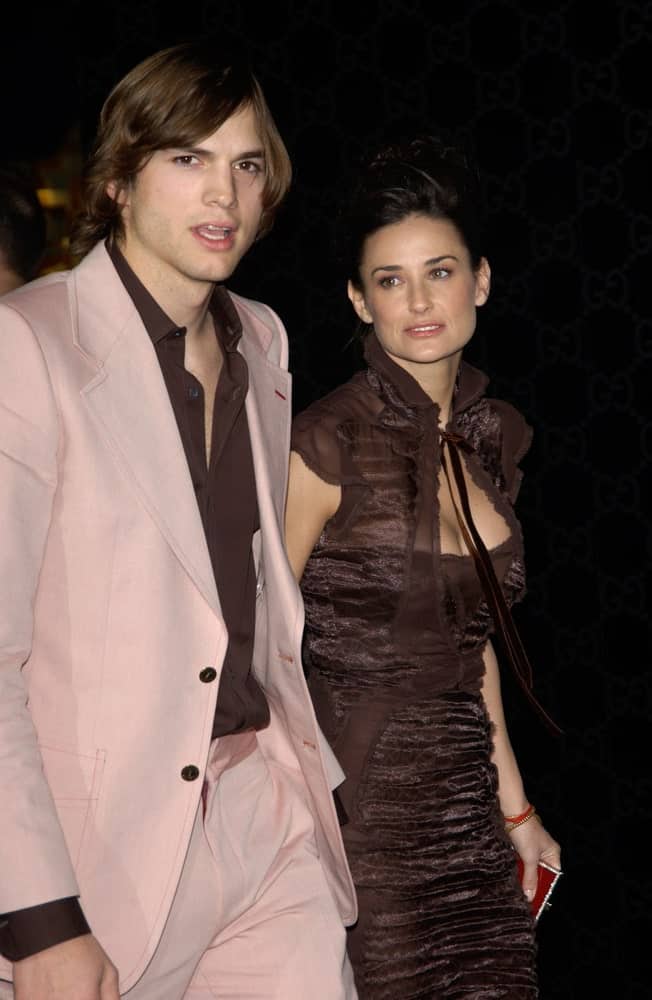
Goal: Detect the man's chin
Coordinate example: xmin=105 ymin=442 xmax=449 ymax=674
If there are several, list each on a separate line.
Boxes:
xmin=184 ymin=260 xmax=242 ymax=286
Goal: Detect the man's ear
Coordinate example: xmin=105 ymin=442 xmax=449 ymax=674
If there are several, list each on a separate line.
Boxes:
xmin=347 ymin=280 xmax=373 ymax=324
xmin=475 ymin=258 xmax=491 ymax=306
xmin=106 ymin=180 xmax=128 ymax=207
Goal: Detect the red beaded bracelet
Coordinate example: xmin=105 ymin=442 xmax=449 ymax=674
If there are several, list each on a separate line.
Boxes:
xmin=504 ymin=803 xmax=538 ymax=832
xmin=505 ymin=806 xmax=541 ymax=833
xmin=504 ymin=804 xmax=534 ymax=825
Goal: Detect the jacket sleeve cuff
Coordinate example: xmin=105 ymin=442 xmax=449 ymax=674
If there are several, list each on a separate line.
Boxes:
xmin=0 ymin=898 xmax=90 ymax=961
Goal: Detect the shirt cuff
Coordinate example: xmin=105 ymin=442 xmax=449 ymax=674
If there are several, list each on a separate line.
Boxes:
xmin=0 ymin=898 xmax=90 ymax=962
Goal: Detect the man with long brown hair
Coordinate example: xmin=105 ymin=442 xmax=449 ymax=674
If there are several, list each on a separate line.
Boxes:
xmin=0 ymin=42 xmax=357 ymax=1000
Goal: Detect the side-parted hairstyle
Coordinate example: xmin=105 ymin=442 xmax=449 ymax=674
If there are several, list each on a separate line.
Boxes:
xmin=340 ymin=135 xmax=485 ymax=290
xmin=71 ymin=42 xmax=292 ymax=259
xmin=0 ymin=171 xmax=46 ymax=281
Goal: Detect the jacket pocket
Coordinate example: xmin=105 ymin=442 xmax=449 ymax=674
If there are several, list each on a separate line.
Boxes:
xmin=38 ymin=744 xmax=107 ymax=867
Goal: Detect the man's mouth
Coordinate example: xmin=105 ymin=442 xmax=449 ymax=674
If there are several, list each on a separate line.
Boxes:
xmin=195 ymin=224 xmax=234 ymax=240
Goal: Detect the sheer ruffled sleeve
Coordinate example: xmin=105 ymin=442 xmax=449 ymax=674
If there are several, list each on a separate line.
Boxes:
xmin=454 ymin=391 xmax=533 ymax=505
xmin=492 ymin=399 xmax=533 ymax=504
xmin=291 ymin=401 xmax=346 ymax=486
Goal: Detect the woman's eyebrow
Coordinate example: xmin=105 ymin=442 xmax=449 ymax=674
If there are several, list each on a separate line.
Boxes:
xmin=371 ymin=254 xmax=459 ymax=276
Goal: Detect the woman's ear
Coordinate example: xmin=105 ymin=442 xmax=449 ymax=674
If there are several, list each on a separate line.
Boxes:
xmin=347 ymin=280 xmax=373 ymax=324
xmin=475 ymin=258 xmax=491 ymax=306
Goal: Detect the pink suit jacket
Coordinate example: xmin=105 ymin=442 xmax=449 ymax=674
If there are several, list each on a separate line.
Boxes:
xmin=0 ymin=243 xmax=356 ymax=991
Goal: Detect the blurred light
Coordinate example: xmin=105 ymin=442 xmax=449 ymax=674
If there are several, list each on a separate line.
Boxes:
xmin=37 ymin=188 xmax=69 ymax=208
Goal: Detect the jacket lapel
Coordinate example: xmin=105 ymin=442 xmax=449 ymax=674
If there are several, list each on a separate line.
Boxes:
xmin=72 ymin=245 xmax=220 ymax=616
xmin=232 ymin=295 xmax=292 ymax=530
xmin=236 ymin=309 xmax=291 ymax=531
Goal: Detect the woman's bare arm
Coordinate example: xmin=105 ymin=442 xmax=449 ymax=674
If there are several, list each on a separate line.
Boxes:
xmin=284 ymin=451 xmax=341 ymax=581
xmin=481 ymin=642 xmax=561 ymax=899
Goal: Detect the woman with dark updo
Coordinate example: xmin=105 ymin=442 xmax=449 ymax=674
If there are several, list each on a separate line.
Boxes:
xmin=284 ymin=137 xmax=561 ymax=998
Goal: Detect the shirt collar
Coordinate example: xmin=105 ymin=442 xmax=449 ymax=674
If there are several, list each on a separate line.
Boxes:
xmin=363 ymin=331 xmax=489 ymax=417
xmin=107 ymin=239 xmax=243 ymax=350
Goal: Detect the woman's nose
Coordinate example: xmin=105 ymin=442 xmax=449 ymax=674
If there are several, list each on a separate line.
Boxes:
xmin=407 ymin=282 xmax=432 ymax=312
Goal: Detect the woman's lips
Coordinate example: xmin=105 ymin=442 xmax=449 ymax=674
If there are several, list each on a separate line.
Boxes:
xmin=404 ymin=323 xmax=444 ymax=337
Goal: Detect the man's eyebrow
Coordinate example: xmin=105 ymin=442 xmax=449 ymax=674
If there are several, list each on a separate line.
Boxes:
xmin=172 ymin=146 xmax=266 ymax=160
xmin=233 ymin=149 xmax=266 ymax=160
xmin=371 ymin=255 xmax=459 ymax=276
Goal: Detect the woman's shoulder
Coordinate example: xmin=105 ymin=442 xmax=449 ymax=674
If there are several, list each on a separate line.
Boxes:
xmin=456 ymin=364 xmax=533 ymax=503
xmin=291 ymin=370 xmax=382 ymax=486
xmin=293 ymin=369 xmax=382 ymax=433
xmin=486 ymin=397 xmax=533 ymax=464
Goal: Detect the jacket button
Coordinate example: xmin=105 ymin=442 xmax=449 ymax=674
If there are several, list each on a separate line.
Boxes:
xmin=199 ymin=667 xmax=217 ymax=683
xmin=181 ymin=765 xmax=200 ymax=781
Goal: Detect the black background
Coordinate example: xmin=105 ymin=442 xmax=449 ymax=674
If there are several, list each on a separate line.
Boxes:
xmin=2 ymin=1 xmax=650 ymax=997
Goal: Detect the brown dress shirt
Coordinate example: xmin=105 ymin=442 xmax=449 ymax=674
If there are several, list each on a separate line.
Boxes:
xmin=0 ymin=243 xmax=269 ymax=961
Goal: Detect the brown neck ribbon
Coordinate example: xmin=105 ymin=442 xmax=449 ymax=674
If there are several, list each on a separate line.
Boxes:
xmin=440 ymin=430 xmax=562 ymax=736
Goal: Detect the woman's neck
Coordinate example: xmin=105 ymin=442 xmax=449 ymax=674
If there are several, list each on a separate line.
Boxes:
xmin=393 ymin=351 xmax=461 ymax=425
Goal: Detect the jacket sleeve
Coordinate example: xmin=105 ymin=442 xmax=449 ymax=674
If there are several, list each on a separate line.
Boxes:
xmin=0 ymin=304 xmax=81 ymax=922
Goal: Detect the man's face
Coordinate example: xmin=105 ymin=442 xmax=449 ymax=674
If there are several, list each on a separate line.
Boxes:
xmin=112 ymin=104 xmax=266 ymax=296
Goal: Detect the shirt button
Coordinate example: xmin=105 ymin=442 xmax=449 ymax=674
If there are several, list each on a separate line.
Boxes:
xmin=199 ymin=667 xmax=217 ymax=683
xmin=181 ymin=765 xmax=200 ymax=781
xmin=188 ymin=387 xmax=200 ymax=400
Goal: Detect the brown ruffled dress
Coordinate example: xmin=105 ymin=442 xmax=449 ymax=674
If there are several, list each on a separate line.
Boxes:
xmin=292 ymin=335 xmax=538 ymax=999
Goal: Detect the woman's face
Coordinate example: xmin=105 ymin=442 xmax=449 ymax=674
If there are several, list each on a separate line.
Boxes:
xmin=348 ymin=213 xmax=490 ymax=379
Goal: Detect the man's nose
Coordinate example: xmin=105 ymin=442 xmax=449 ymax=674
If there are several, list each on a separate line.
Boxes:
xmin=204 ymin=166 xmax=236 ymax=209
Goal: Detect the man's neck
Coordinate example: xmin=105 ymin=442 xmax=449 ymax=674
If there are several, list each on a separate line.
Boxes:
xmin=115 ymin=240 xmax=216 ymax=344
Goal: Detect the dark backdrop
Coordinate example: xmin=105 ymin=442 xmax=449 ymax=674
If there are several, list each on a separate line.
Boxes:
xmin=2 ymin=2 xmax=650 ymax=997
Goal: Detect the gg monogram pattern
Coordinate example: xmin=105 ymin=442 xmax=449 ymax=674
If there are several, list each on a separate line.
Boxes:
xmin=2 ymin=2 xmax=650 ymax=996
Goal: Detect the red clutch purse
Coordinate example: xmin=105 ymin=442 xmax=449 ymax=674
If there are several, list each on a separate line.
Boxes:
xmin=516 ymin=857 xmax=562 ymax=921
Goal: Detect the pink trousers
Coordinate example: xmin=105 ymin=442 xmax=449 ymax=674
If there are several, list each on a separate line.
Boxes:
xmin=4 ymin=732 xmax=357 ymax=999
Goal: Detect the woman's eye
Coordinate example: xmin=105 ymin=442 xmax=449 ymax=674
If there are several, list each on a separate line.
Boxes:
xmin=431 ymin=267 xmax=451 ymax=279
xmin=379 ymin=275 xmax=400 ymax=288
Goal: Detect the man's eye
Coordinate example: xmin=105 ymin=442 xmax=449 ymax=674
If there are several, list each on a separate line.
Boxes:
xmin=235 ymin=160 xmax=263 ymax=174
xmin=173 ymin=155 xmax=199 ymax=166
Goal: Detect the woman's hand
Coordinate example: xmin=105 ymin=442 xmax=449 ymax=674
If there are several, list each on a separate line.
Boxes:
xmin=509 ymin=816 xmax=561 ymax=901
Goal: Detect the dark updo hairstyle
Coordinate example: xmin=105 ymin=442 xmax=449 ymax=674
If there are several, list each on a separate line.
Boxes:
xmin=341 ymin=135 xmax=485 ymax=290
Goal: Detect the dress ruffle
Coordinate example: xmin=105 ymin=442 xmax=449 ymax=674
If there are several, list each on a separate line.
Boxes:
xmin=344 ymin=693 xmax=537 ymax=999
